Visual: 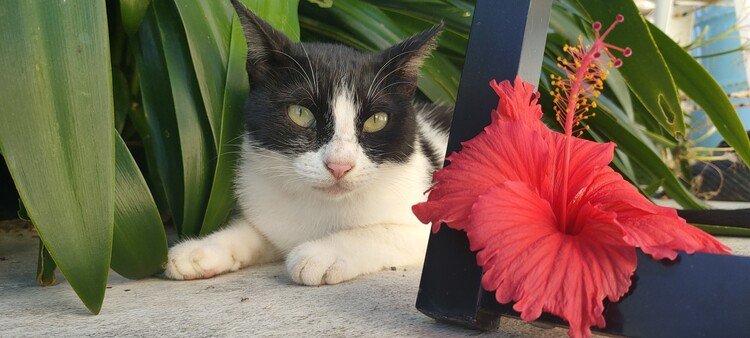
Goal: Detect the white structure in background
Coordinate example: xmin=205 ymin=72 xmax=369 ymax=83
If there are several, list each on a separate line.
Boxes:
xmin=735 ymin=0 xmax=750 ymax=87
xmin=653 ymin=0 xmax=675 ymax=29
xmin=639 ymin=0 xmax=750 ymax=146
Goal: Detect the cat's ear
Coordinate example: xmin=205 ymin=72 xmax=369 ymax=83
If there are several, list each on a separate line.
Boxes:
xmin=377 ymin=22 xmax=444 ymax=82
xmin=230 ymin=0 xmax=295 ymax=79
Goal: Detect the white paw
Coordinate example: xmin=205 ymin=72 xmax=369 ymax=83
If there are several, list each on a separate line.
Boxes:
xmin=164 ymin=241 xmax=239 ymax=280
xmin=286 ymin=242 xmax=357 ymax=286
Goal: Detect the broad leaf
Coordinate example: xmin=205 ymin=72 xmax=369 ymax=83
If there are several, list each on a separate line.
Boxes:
xmin=0 ymin=1 xmax=114 ymax=314
xmin=577 ymin=0 xmax=685 ymax=137
xmin=152 ymin=1 xmax=215 ymax=237
xmin=173 ymin=1 xmax=233 ymax=147
xmin=132 ymin=8 xmax=184 ymax=234
xmin=112 ymin=132 xmax=168 ymax=279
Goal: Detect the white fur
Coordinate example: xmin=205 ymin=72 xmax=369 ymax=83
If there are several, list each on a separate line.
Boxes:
xmin=165 ymin=87 xmax=441 ymax=285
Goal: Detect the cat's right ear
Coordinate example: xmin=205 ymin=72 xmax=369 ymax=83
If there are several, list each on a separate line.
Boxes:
xmin=230 ymin=0 xmax=294 ymax=80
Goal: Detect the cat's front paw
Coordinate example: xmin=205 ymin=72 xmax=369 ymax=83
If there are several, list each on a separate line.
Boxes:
xmin=286 ymin=242 xmax=357 ymax=286
xmin=164 ymin=241 xmax=239 ymax=280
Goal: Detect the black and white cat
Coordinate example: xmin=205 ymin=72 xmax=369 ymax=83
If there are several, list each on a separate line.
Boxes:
xmin=164 ymin=0 xmax=452 ymax=285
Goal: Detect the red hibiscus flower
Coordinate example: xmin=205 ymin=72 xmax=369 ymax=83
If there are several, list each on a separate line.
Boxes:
xmin=412 ymin=16 xmax=730 ymax=338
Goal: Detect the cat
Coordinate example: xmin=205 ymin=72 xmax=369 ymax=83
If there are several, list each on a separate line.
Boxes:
xmin=163 ymin=0 xmax=452 ymax=286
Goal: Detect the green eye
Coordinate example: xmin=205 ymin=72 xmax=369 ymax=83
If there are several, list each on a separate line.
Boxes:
xmin=287 ymin=105 xmax=315 ymax=128
xmin=363 ymin=112 xmax=389 ymax=133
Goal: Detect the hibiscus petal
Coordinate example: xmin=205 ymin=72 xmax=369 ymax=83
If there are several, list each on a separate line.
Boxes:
xmin=618 ymin=211 xmax=731 ymax=259
xmin=545 ymin=132 xmax=616 ymax=206
xmin=489 ymin=77 xmax=545 ymax=131
xmin=469 ymin=182 xmax=636 ymax=338
xmin=582 ymin=167 xmax=731 ymax=259
xmin=412 ymin=121 xmax=552 ymax=232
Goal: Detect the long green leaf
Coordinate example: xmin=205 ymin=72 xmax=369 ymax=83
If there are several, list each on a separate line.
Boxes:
xmin=133 ymin=8 xmax=184 ymax=233
xmin=153 ymin=1 xmax=215 ymax=237
xmin=120 ymin=0 xmax=153 ymax=36
xmin=198 ymin=0 xmax=302 ymax=235
xmin=112 ymin=68 xmax=130 ymax=132
xmin=649 ymin=22 xmax=750 ymax=167
xmin=0 ymin=1 xmax=114 ymax=313
xmin=198 ymin=17 xmax=245 ymax=236
xmin=366 ymin=0 xmax=473 ymax=33
xmin=590 ymin=111 xmax=706 ymax=209
xmin=577 ymin=0 xmax=685 ymax=137
xmin=694 ymin=223 xmax=750 ymax=237
xmin=173 ymin=1 xmax=232 ymax=147
xmin=112 ymin=132 xmax=168 ymax=279
xmin=241 ymin=0 xmax=301 ymax=40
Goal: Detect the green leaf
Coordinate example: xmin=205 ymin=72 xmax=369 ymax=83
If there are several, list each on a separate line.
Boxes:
xmin=366 ymin=0 xmax=473 ymax=33
xmin=36 ymin=240 xmax=57 ymax=287
xmin=576 ymin=0 xmax=685 ymax=137
xmin=120 ymin=0 xmax=152 ymax=36
xmin=241 ymin=0 xmax=301 ymax=41
xmin=198 ymin=0 xmax=302 ymax=235
xmin=308 ymin=0 xmax=333 ymax=9
xmin=649 ymin=22 xmax=750 ymax=168
xmin=112 ymin=68 xmax=130 ymax=132
xmin=299 ymin=16 xmax=374 ymax=51
xmin=153 ymin=1 xmax=215 ymax=237
xmin=112 ymin=132 xmax=168 ymax=279
xmin=376 ymin=8 xmax=467 ymax=56
xmin=173 ymin=1 xmax=232 ymax=147
xmin=132 ymin=8 xmax=184 ymax=234
xmin=0 ymin=1 xmax=114 ymax=314
xmin=199 ymin=18 xmax=245 ymax=236
xmin=693 ymin=223 xmax=750 ymax=237
xmin=590 ymin=111 xmax=706 ymax=209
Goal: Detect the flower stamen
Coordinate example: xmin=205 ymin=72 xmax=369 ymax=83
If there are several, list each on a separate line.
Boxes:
xmin=552 ymin=16 xmax=631 ymax=232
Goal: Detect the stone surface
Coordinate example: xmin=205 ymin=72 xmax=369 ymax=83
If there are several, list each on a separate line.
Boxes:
xmin=1 ymin=222 xmax=748 ymax=337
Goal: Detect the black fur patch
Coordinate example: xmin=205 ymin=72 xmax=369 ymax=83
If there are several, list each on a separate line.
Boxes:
xmin=419 ymin=134 xmax=442 ymax=169
xmin=416 ymin=102 xmax=453 ymax=134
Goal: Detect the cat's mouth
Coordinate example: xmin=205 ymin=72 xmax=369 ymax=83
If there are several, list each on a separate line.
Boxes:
xmin=313 ymin=183 xmax=353 ymax=196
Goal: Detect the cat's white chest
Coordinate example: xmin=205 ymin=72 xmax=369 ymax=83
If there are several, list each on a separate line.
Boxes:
xmin=236 ymin=149 xmax=432 ymax=252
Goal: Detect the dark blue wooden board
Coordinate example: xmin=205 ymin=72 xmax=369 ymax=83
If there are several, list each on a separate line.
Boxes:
xmin=415 ymin=0 xmax=750 ymax=337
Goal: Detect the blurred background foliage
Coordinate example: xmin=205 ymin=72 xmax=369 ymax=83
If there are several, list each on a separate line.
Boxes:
xmin=1 ymin=0 xmax=749 ymax=313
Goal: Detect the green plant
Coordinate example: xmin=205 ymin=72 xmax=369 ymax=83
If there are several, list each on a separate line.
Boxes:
xmin=0 ymin=0 xmax=748 ymax=313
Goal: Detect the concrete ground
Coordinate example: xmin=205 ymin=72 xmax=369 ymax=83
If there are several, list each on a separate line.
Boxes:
xmin=1 ymin=220 xmax=749 ymax=337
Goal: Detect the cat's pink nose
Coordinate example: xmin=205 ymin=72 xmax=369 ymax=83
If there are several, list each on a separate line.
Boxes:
xmin=325 ymin=161 xmax=353 ymax=179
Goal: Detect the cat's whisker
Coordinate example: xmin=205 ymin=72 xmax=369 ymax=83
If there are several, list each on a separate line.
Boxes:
xmin=369 ymin=63 xmax=412 ymax=101
xmin=367 ymin=49 xmax=416 ymax=99
xmin=300 ymin=43 xmax=319 ymax=96
xmin=371 ymin=81 xmax=413 ymax=102
xmin=272 ymin=50 xmax=316 ymax=96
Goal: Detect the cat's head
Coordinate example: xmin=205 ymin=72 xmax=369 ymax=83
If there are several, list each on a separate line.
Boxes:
xmin=231 ymin=0 xmax=442 ymax=199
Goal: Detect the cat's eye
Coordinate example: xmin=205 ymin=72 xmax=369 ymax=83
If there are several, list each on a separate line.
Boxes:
xmin=287 ymin=105 xmax=315 ymax=128
xmin=363 ymin=112 xmax=389 ymax=133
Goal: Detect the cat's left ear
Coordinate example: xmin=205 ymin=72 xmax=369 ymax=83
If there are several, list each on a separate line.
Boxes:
xmin=376 ymin=22 xmax=444 ymax=82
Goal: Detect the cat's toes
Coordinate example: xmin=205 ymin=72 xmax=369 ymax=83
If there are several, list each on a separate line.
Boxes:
xmin=164 ymin=241 xmax=237 ymax=280
xmin=286 ymin=243 xmax=355 ymax=286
